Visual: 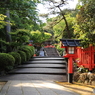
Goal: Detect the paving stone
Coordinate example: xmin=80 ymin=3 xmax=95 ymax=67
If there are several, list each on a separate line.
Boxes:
xmin=6 ymin=81 xmax=22 ymax=95
xmin=0 ymin=81 xmax=11 ymax=95
xmin=0 ymin=80 xmax=79 ymax=95
xmin=21 ymin=81 xmax=40 ymax=95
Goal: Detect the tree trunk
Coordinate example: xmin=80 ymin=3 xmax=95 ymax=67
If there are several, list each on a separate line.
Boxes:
xmin=6 ymin=9 xmax=12 ymax=52
xmin=58 ymin=6 xmax=70 ymax=38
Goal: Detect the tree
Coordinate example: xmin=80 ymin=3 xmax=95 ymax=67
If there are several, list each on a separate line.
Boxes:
xmin=53 ymin=13 xmax=76 ymax=40
xmin=40 ymin=0 xmax=73 ymax=38
xmin=0 ymin=14 xmax=8 ymax=52
xmin=30 ymin=30 xmax=52 ymax=44
xmin=74 ymin=0 xmax=95 ymax=46
xmin=0 ymin=0 xmax=43 ymax=52
xmin=43 ymin=9 xmax=76 ymax=41
xmin=0 ymin=14 xmax=7 ymax=29
xmin=10 ymin=29 xmax=31 ymax=51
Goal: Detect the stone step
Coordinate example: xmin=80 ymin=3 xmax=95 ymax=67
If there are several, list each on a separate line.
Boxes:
xmin=30 ymin=57 xmax=65 ymax=60
xmin=31 ymin=56 xmax=65 ymax=60
xmin=0 ymin=74 xmax=67 ymax=81
xmin=18 ymin=67 xmax=66 ymax=69
xmin=32 ymin=56 xmax=63 ymax=58
xmin=44 ymin=48 xmax=60 ymax=57
xmin=0 ymin=56 xmax=67 ymax=81
xmin=8 ymin=68 xmax=67 ymax=75
xmin=24 ymin=60 xmax=66 ymax=64
xmin=9 ymin=72 xmax=66 ymax=75
xmin=18 ymin=64 xmax=66 ymax=68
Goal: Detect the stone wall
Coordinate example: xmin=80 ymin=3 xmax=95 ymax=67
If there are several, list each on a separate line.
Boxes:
xmin=73 ymin=72 xmax=95 ymax=85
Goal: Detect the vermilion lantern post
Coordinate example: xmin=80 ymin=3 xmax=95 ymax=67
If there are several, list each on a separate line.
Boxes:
xmin=60 ymin=39 xmax=81 ymax=83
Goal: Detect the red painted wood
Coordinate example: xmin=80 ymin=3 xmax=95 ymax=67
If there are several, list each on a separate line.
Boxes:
xmin=60 ymin=44 xmax=95 ymax=71
xmin=75 ymin=46 xmax=95 ymax=71
xmin=68 ymin=57 xmax=73 ymax=73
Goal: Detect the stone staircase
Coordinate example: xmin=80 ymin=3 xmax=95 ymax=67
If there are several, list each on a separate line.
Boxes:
xmin=44 ymin=47 xmax=60 ymax=57
xmin=0 ymin=47 xmax=67 ymax=81
xmin=0 ymin=57 xmax=67 ymax=81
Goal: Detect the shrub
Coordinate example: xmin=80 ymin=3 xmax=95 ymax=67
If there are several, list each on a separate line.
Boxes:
xmin=21 ymin=45 xmax=35 ymax=57
xmin=19 ymin=45 xmax=35 ymax=60
xmin=0 ymin=53 xmax=15 ymax=71
xmin=29 ymin=46 xmax=35 ymax=56
xmin=18 ymin=50 xmax=26 ymax=63
xmin=27 ymin=46 xmax=35 ymax=57
xmin=56 ymin=44 xmax=64 ymax=56
xmin=9 ymin=52 xmax=21 ymax=66
xmin=19 ymin=47 xmax=31 ymax=60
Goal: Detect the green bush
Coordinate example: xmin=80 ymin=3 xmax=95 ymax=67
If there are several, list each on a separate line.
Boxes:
xmin=21 ymin=46 xmax=35 ymax=57
xmin=0 ymin=53 xmax=15 ymax=71
xmin=19 ymin=45 xmax=35 ymax=60
xmin=56 ymin=44 xmax=64 ymax=56
xmin=30 ymin=46 xmax=35 ymax=56
xmin=9 ymin=52 xmax=21 ymax=66
xmin=27 ymin=46 xmax=35 ymax=57
xmin=18 ymin=50 xmax=26 ymax=63
xmin=19 ymin=47 xmax=31 ymax=60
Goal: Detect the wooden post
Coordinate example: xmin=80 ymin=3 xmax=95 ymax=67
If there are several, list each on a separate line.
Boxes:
xmin=77 ymin=47 xmax=82 ymax=66
xmin=68 ymin=57 xmax=73 ymax=83
xmin=89 ymin=44 xmax=93 ymax=71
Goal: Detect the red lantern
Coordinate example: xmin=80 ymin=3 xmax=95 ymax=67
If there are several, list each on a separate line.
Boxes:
xmin=60 ymin=39 xmax=81 ymax=83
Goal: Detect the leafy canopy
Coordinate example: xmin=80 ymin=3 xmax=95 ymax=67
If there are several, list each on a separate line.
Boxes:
xmin=30 ymin=30 xmax=52 ymax=44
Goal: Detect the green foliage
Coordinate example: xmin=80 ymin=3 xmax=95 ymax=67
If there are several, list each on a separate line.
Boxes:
xmin=18 ymin=50 xmax=26 ymax=63
xmin=74 ymin=0 xmax=95 ymax=46
xmin=11 ymin=29 xmax=30 ymax=43
xmin=0 ymin=0 xmax=43 ymax=53
xmin=0 ymin=14 xmax=7 ymax=29
xmin=26 ymin=46 xmax=35 ymax=57
xmin=53 ymin=14 xmax=76 ymax=40
xmin=0 ymin=40 xmax=9 ymax=52
xmin=0 ymin=53 xmax=15 ymax=71
xmin=56 ymin=44 xmax=64 ymax=56
xmin=44 ymin=13 xmax=76 ymax=42
xmin=9 ymin=52 xmax=21 ymax=66
xmin=21 ymin=45 xmax=35 ymax=57
xmin=10 ymin=29 xmax=32 ymax=51
xmin=6 ymin=0 xmax=41 ymax=31
xmin=43 ymin=18 xmax=55 ymax=36
xmin=30 ymin=30 xmax=52 ymax=44
xmin=19 ymin=46 xmax=32 ymax=60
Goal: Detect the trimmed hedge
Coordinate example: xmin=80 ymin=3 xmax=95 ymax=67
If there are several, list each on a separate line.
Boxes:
xmin=0 ymin=53 xmax=15 ymax=71
xmin=21 ymin=46 xmax=34 ymax=57
xmin=19 ymin=45 xmax=35 ymax=60
xmin=9 ymin=52 xmax=21 ymax=66
xmin=26 ymin=46 xmax=35 ymax=57
xmin=19 ymin=47 xmax=31 ymax=60
xmin=18 ymin=50 xmax=26 ymax=63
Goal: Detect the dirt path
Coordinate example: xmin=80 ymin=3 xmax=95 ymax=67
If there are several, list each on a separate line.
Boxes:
xmin=56 ymin=82 xmax=95 ymax=95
